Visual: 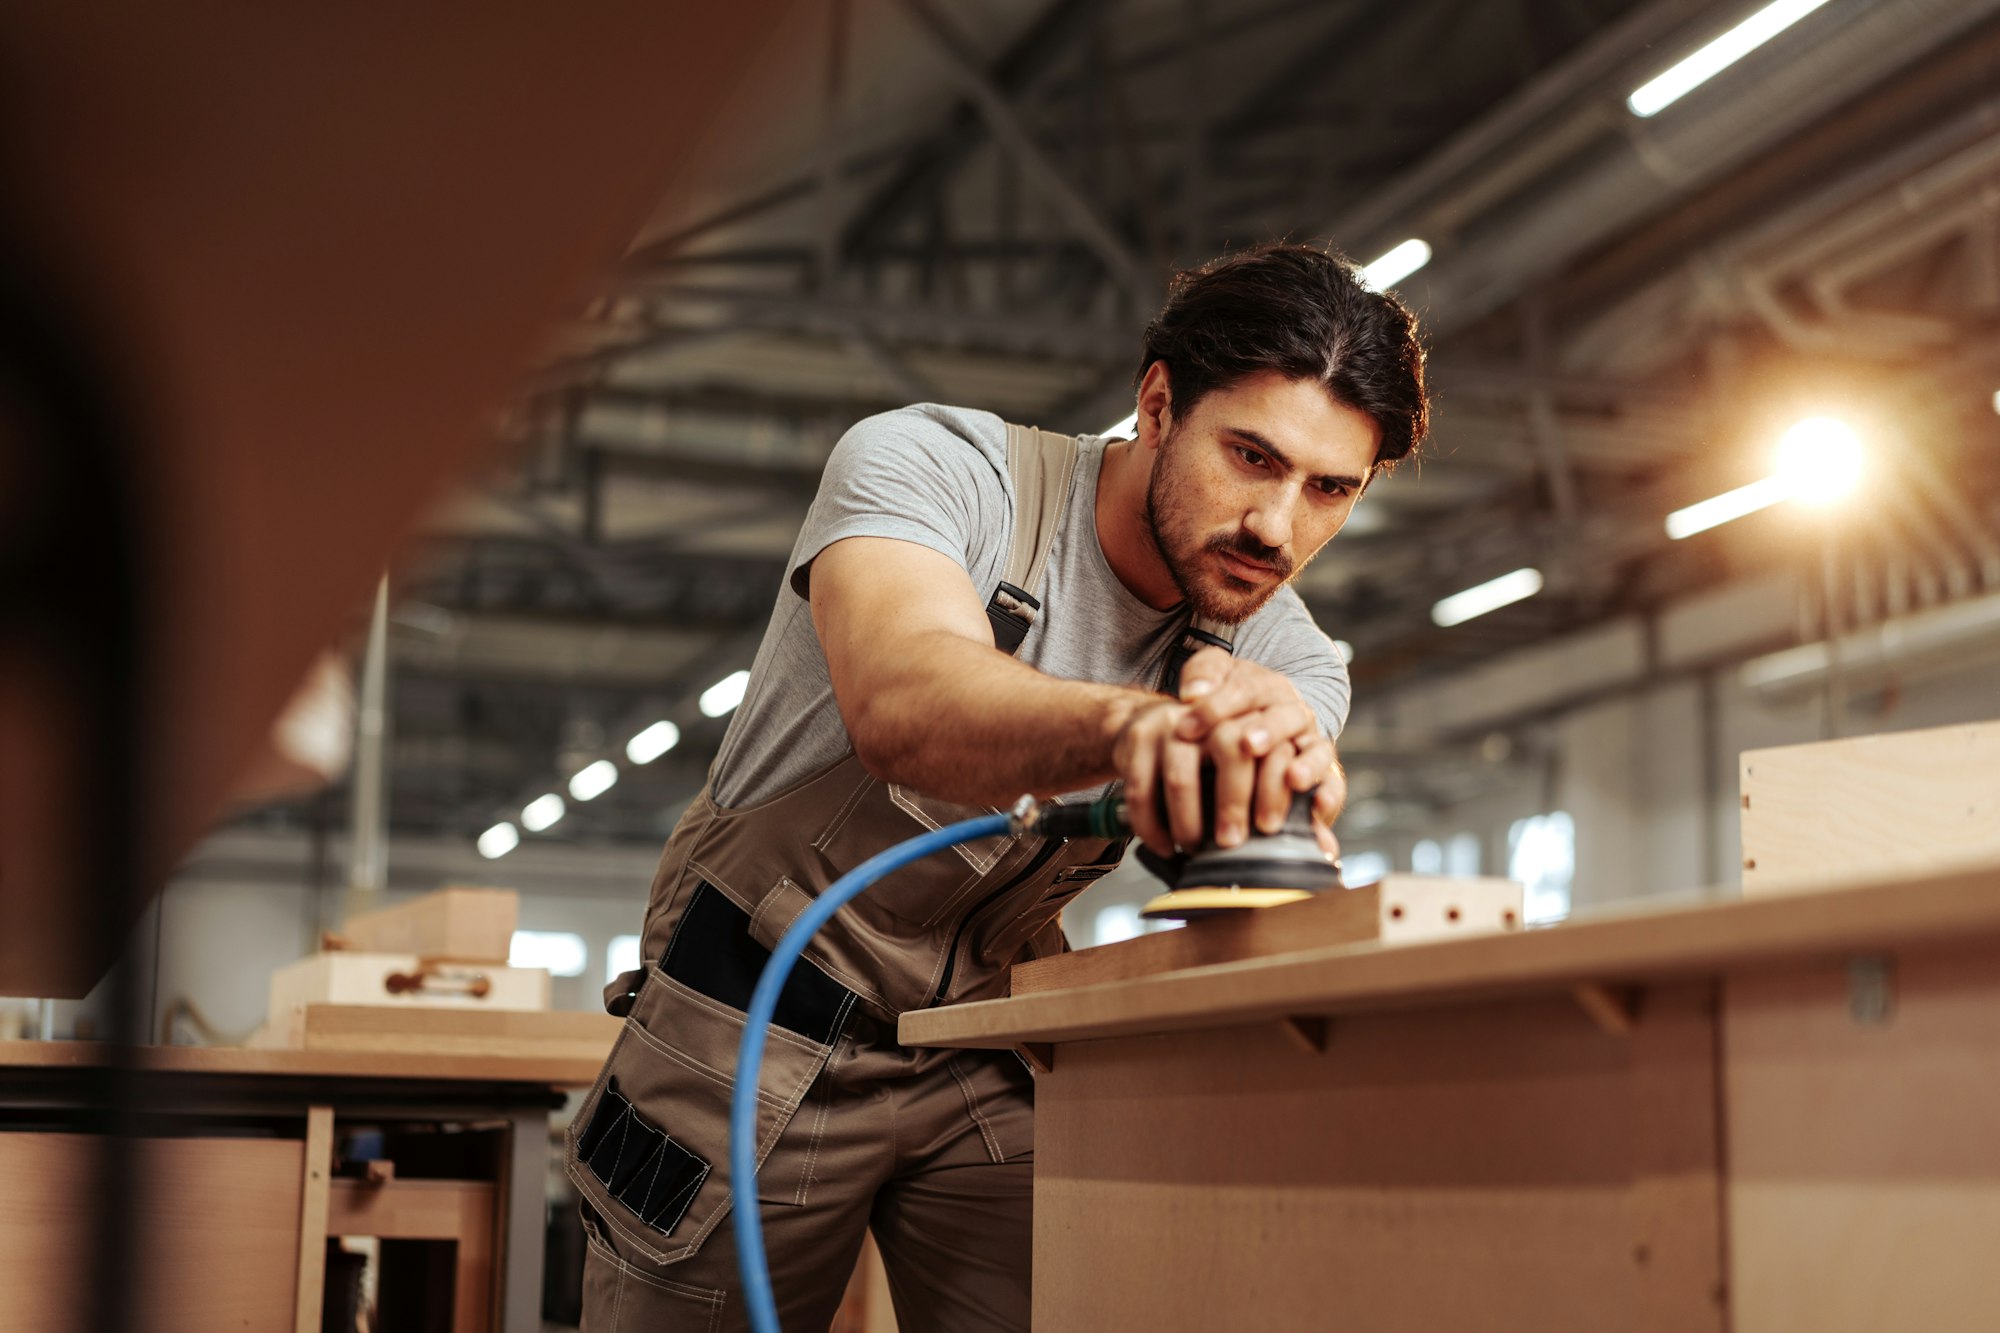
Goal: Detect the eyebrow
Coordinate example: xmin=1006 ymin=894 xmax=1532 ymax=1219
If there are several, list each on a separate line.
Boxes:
xmin=1224 ymin=426 xmax=1369 ymax=492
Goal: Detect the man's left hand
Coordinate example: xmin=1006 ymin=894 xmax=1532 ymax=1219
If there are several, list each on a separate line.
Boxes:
xmin=1170 ymin=647 xmax=1345 ymax=852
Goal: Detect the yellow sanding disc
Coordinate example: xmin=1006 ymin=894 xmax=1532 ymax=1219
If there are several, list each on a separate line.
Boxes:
xmin=1139 ymin=886 xmax=1315 ymax=920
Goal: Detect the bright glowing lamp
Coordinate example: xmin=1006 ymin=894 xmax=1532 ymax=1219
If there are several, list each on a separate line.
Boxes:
xmin=699 ymin=669 xmax=751 ymax=718
xmin=521 ymin=793 xmax=565 ymax=832
xmin=1774 ymin=416 xmax=1863 ymax=502
xmin=477 ymin=822 xmax=520 ymax=859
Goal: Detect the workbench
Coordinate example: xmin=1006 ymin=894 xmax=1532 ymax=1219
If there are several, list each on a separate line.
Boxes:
xmin=901 ymin=859 xmax=2000 ymax=1332
xmin=0 ymin=1040 xmax=607 ymax=1332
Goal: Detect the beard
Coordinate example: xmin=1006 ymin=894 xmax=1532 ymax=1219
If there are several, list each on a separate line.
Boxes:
xmin=1144 ymin=428 xmax=1296 ymax=625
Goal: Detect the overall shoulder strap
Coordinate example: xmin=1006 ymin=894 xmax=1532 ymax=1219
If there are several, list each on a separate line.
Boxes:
xmin=1161 ymin=615 xmax=1236 ymax=696
xmin=987 ymin=422 xmax=1080 ymax=655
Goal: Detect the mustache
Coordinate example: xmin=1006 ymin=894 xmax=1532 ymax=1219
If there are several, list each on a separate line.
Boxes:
xmin=1205 ymin=531 xmax=1292 ymax=579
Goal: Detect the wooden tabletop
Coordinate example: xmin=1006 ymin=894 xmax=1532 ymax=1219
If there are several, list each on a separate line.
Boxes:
xmin=0 ymin=1039 xmax=607 ymax=1088
xmin=901 ymin=859 xmax=2000 ymax=1049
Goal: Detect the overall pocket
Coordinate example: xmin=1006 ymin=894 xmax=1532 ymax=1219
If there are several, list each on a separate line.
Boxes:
xmin=812 ymin=778 xmax=1012 ymax=928
xmin=565 ymin=895 xmax=854 ymax=1267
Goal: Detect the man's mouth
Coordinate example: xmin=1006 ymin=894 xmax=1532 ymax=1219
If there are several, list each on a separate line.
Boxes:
xmin=1218 ymin=549 xmax=1278 ymax=580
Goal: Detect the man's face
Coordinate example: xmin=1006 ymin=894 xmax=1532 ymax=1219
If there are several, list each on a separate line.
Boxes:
xmin=1144 ymin=369 xmax=1379 ymax=624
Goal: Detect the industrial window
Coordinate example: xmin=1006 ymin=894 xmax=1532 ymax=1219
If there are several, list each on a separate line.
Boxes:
xmin=1508 ymin=813 xmax=1575 ymax=924
xmin=605 ymin=933 xmax=642 ymax=985
xmin=509 ymin=929 xmax=587 ymax=978
xmin=1341 ymin=850 xmax=1390 ymax=887
xmin=1410 ymin=839 xmax=1443 ymax=874
xmin=1445 ymin=832 xmax=1482 ymax=877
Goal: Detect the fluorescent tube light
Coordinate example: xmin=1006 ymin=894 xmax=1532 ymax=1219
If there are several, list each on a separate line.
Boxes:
xmin=626 ymin=720 xmax=681 ymax=765
xmin=521 ymin=793 xmax=565 ymax=832
xmin=476 ymin=822 xmax=520 ymax=859
xmin=568 ymin=759 xmax=618 ymax=802
xmin=1664 ymin=475 xmax=1792 ymax=539
xmin=699 ymin=669 xmax=751 ymax=718
xmin=1666 ymin=415 xmax=1863 ymax=539
xmin=1627 ymin=0 xmax=1835 ymax=117
xmin=1360 ymin=239 xmax=1431 ymax=291
xmin=1431 ymin=568 xmax=1543 ymax=627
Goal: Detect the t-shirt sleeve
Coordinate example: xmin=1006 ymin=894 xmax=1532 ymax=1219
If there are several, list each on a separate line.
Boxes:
xmin=787 ymin=406 xmax=1009 ymax=600
xmin=1231 ymin=588 xmax=1352 ymax=741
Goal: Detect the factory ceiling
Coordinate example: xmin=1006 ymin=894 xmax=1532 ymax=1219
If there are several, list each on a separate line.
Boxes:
xmin=259 ymin=0 xmax=2000 ymax=855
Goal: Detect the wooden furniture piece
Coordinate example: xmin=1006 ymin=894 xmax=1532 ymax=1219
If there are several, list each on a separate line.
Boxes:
xmin=336 ymin=887 xmax=520 ymax=961
xmin=903 ymin=860 xmax=2000 ymax=1332
xmin=0 ymin=1039 xmax=611 ymax=1333
xmin=1741 ymin=720 xmax=2000 ymax=894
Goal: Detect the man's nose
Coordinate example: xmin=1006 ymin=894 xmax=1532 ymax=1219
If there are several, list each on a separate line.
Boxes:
xmin=1244 ymin=491 xmax=1296 ymax=551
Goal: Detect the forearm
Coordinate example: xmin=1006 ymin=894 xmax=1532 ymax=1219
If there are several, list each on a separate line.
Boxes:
xmin=847 ymin=629 xmax=1161 ymax=806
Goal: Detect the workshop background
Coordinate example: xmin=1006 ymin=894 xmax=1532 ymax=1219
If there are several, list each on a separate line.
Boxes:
xmin=5 ymin=0 xmax=1997 ymax=1317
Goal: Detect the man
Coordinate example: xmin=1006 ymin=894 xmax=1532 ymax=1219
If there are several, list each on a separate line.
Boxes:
xmin=570 ymin=243 xmax=1428 ymax=1330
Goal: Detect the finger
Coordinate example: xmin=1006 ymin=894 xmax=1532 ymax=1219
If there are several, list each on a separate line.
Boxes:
xmin=1207 ymin=722 xmax=1257 ymax=847
xmin=1254 ymin=740 xmax=1299 ymax=834
xmin=1118 ymin=711 xmax=1173 ymax=858
xmin=1239 ymin=702 xmax=1315 ymax=757
xmin=1287 ymin=735 xmax=1337 ymax=792
xmin=1162 ymin=738 xmax=1206 ymax=851
xmin=1312 ymin=757 xmax=1348 ymax=824
xmin=1174 ymin=647 xmax=1234 ymax=703
xmin=1314 ymin=815 xmax=1342 ymax=859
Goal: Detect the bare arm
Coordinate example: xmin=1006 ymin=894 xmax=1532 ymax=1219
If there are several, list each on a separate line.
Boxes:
xmin=810 ymin=534 xmax=1340 ymax=857
xmin=809 ymin=534 xmax=1166 ymax=806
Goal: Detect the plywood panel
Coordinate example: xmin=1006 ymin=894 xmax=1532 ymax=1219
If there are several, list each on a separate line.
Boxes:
xmin=1741 ymin=721 xmax=2000 ymax=894
xmin=1032 ymin=987 xmax=1724 ymax=1332
xmin=0 ymin=1134 xmax=303 ymax=1332
xmin=1014 ymin=875 xmax=1521 ymax=996
xmin=1726 ymin=944 xmax=2000 ymax=1332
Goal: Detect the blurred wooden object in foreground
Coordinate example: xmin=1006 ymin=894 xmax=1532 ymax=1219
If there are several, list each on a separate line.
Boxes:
xmin=0 ymin=2 xmax=803 ymax=997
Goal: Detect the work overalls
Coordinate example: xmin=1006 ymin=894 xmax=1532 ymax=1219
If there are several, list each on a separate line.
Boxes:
xmin=568 ymin=425 xmax=1231 ymax=1331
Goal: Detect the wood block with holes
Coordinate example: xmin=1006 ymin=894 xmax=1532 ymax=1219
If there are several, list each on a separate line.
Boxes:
xmin=262 ymin=952 xmax=550 ymax=1032
xmin=1012 ymin=874 xmax=1522 ymax=995
xmin=1741 ymin=721 xmax=2000 ymax=896
xmin=337 ymin=886 xmax=518 ymax=961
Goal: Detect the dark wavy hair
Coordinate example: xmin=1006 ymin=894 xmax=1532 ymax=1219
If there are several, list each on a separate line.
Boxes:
xmin=1136 ymin=243 xmax=1429 ymax=470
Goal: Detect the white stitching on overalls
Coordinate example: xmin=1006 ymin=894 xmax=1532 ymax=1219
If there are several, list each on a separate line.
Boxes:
xmin=946 ymin=1054 xmax=1005 ymax=1163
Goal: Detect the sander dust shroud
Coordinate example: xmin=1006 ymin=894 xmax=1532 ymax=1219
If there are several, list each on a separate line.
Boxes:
xmin=728 ymin=783 xmax=1341 ymax=1333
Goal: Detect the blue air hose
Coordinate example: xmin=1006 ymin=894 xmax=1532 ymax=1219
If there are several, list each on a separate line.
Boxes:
xmin=730 ymin=812 xmax=1013 ymax=1333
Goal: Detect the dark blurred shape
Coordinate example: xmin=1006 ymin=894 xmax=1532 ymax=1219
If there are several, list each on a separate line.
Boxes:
xmin=0 ymin=4 xmax=800 ymax=997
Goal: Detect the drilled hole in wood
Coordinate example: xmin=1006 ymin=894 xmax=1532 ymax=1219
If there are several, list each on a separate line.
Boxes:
xmin=1445 ymin=907 xmax=1461 ymax=923
xmin=1744 ymin=857 xmax=1756 ymax=870
xmin=1502 ymin=910 xmax=1517 ymax=926
xmin=1741 ymin=794 xmax=1751 ymax=809
xmin=1388 ymin=905 xmax=1404 ymax=920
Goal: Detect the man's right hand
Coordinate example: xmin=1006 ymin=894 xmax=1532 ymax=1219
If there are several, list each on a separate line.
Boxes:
xmin=1112 ymin=695 xmax=1302 ymax=859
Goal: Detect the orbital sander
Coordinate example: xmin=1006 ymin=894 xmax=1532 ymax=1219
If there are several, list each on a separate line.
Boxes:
xmin=1135 ymin=786 xmax=1344 ymax=919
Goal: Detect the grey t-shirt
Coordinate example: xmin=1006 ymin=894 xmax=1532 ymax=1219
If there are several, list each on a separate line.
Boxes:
xmin=709 ymin=404 xmax=1351 ymax=807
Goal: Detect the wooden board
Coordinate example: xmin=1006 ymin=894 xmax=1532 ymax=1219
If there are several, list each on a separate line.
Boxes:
xmin=1725 ymin=942 xmax=2000 ymax=1332
xmin=1013 ymin=875 xmax=1522 ymax=996
xmin=0 ymin=1036 xmax=612 ymax=1086
xmin=265 ymin=950 xmax=550 ymax=1020
xmin=0 ymin=1134 xmax=304 ymax=1332
xmin=337 ymin=887 xmax=519 ymax=961
xmin=262 ymin=1003 xmax=621 ymax=1066
xmin=901 ymin=861 xmax=2000 ymax=1051
xmin=1741 ymin=721 xmax=2000 ymax=895
xmin=1030 ymin=986 xmax=1724 ymax=1332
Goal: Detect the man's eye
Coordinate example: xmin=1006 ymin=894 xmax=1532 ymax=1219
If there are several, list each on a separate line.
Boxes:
xmin=1317 ymin=480 xmax=1351 ymax=497
xmin=1237 ymin=447 xmax=1267 ymax=468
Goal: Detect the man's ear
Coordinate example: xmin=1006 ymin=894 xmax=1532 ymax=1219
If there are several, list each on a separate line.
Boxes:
xmin=1136 ymin=361 xmax=1174 ymax=452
